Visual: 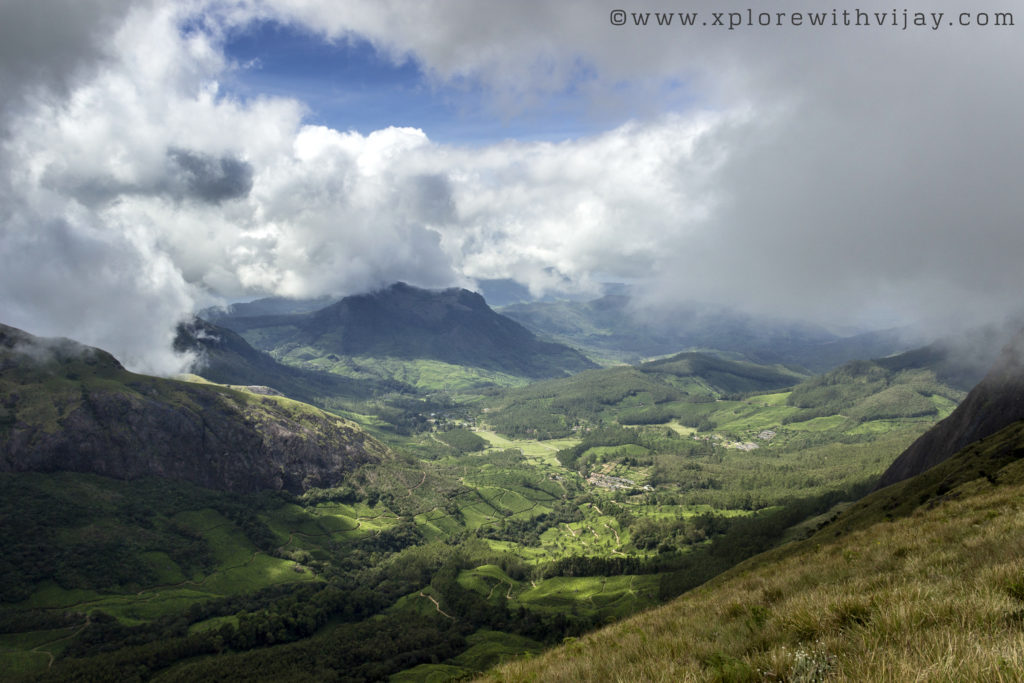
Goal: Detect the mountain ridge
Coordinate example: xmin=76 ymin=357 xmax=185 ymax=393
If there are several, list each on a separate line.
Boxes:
xmin=214 ymin=282 xmax=598 ymax=379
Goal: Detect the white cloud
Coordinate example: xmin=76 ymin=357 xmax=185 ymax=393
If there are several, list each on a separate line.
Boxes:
xmin=0 ymin=3 xmax=460 ymax=370
xmin=1 ymin=0 xmax=1022 ymax=373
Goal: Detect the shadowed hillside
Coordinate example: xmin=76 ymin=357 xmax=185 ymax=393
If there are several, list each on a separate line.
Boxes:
xmin=174 ymin=317 xmax=412 ymax=402
xmin=0 ymin=324 xmax=388 ymax=493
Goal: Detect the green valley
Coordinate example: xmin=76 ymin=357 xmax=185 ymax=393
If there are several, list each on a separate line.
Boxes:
xmin=0 ymin=303 xmax=982 ymax=681
xmin=3 ymin=3 xmax=1018 ymax=681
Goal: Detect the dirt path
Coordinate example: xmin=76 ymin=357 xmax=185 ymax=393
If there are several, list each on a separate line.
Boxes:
xmin=563 ymin=523 xmax=577 ymax=537
xmin=419 ymin=591 xmax=455 ymax=620
xmin=482 ymin=575 xmax=518 ymax=602
xmin=30 ymin=614 xmax=91 ymax=670
xmin=408 ymin=471 xmax=427 ymax=493
xmin=587 ymin=578 xmax=608 ymax=606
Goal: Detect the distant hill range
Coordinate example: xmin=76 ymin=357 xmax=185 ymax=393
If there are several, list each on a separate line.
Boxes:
xmin=877 ymin=328 xmax=1024 ymax=488
xmin=498 ymin=294 xmax=917 ymax=371
xmin=207 ymin=282 xmax=597 ymax=379
xmin=0 ymin=323 xmax=387 ymax=493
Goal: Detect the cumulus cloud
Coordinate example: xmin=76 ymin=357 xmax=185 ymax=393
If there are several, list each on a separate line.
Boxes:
xmin=250 ymin=0 xmax=1024 ymax=331
xmin=0 ymin=3 xmax=460 ymax=371
xmin=433 ymin=113 xmax=730 ymax=298
xmin=0 ymin=195 xmax=200 ymax=375
xmin=1 ymin=0 xmax=1022 ymax=373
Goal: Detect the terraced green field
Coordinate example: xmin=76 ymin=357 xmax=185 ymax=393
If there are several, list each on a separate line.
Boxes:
xmin=515 ymin=575 xmax=659 ymax=617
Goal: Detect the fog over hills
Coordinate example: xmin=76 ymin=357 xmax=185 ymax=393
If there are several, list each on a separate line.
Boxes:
xmin=500 ymin=293 xmax=920 ymax=370
xmin=1 ymin=2 xmax=1021 ymax=374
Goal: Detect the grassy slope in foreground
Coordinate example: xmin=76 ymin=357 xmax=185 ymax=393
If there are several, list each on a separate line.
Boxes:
xmin=484 ymin=420 xmax=1024 ymax=682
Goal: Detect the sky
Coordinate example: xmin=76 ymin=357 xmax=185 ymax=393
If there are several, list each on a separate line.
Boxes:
xmin=0 ymin=0 xmax=1021 ymax=373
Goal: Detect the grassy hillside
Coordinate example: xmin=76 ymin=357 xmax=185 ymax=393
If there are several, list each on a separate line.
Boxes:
xmin=485 ymin=420 xmax=1024 ymax=682
xmin=484 ymin=352 xmax=807 ymax=439
xmin=274 ymin=354 xmax=532 ymax=395
xmin=640 ymin=352 xmax=807 ymax=395
xmin=783 ymin=358 xmax=962 ymax=426
xmin=483 ymin=350 xmax=960 ymax=443
xmin=0 ymin=352 xmax=956 ymax=681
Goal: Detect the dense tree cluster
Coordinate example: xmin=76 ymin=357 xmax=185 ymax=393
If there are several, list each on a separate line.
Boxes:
xmin=434 ymin=427 xmax=488 ymax=453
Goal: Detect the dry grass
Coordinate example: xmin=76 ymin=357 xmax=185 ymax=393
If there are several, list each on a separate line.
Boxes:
xmin=482 ymin=457 xmax=1024 ymax=682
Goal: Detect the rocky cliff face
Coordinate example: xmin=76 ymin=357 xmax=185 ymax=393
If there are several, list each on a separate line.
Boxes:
xmin=877 ymin=329 xmax=1024 ymax=488
xmin=0 ymin=324 xmax=387 ymax=493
